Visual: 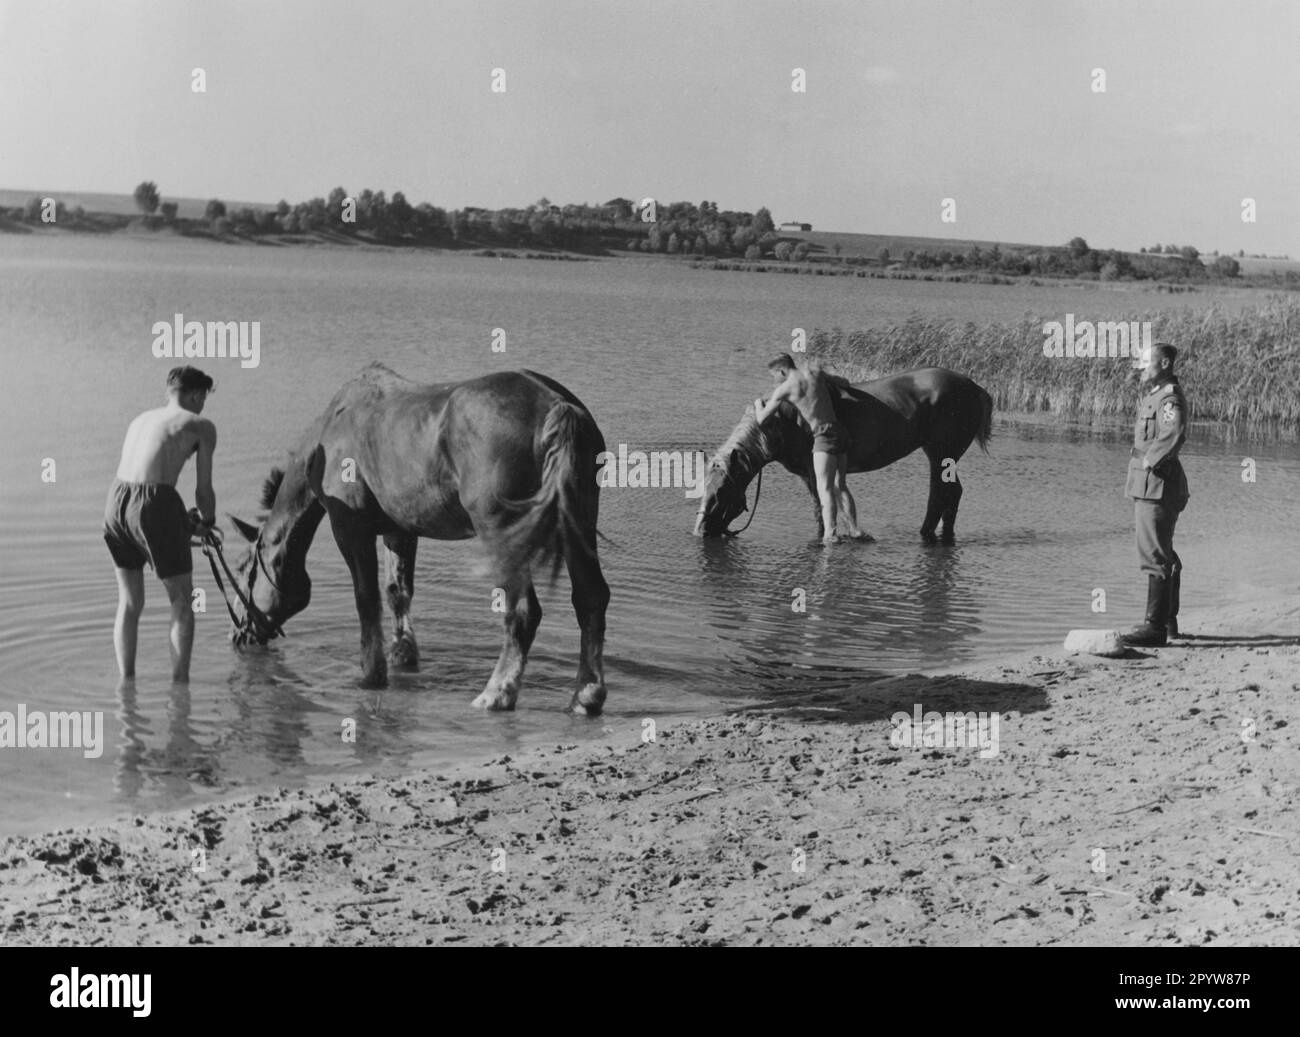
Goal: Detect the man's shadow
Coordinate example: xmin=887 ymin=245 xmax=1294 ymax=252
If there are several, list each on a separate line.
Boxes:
xmin=735 ymin=671 xmax=1046 ymax=726
xmin=1174 ymin=633 xmax=1300 ymax=649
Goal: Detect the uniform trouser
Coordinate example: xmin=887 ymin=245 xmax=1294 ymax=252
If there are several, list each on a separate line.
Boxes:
xmin=1134 ymin=499 xmax=1184 ymax=578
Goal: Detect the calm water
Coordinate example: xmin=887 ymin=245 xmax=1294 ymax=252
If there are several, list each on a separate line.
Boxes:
xmin=1 ymin=235 xmax=1297 ymax=837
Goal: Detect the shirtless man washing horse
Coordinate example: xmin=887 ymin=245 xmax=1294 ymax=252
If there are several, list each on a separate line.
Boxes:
xmin=754 ymin=353 xmax=868 ymax=543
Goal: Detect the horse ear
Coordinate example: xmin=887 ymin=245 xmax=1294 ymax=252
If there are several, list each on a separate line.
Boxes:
xmin=229 ymin=515 xmax=260 ymax=542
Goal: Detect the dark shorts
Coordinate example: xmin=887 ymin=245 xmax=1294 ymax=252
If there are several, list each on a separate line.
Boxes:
xmin=812 ymin=422 xmax=851 ymax=455
xmin=103 ymin=479 xmax=192 ymax=579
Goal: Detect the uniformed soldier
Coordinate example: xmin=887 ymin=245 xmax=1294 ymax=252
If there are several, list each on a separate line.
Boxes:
xmin=1122 ymin=342 xmax=1189 ymax=646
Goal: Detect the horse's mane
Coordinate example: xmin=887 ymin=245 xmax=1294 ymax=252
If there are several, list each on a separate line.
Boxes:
xmin=260 ymin=467 xmax=285 ymax=510
xmin=710 ymin=404 xmax=779 ymax=472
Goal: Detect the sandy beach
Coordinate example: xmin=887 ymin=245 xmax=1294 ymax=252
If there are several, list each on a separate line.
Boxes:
xmin=2 ymin=597 xmax=1297 ymax=947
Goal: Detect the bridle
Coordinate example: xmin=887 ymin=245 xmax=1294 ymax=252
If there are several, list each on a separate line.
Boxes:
xmin=199 ymin=527 xmax=285 ymax=642
xmin=722 ymin=464 xmax=763 ymax=536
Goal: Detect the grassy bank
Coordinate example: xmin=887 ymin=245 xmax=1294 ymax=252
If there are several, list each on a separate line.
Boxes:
xmin=814 ymin=296 xmax=1300 ymax=433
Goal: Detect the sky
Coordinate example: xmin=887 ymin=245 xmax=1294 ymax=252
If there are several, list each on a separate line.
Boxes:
xmin=1 ymin=0 xmax=1296 ymax=255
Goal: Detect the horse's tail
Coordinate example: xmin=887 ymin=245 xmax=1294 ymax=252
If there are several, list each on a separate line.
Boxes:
xmin=498 ymin=401 xmax=602 ymax=584
xmin=973 ymin=384 xmax=994 ymax=453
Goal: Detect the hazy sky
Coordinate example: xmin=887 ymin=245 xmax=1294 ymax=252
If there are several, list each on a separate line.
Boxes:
xmin=2 ymin=0 xmax=1296 ymax=254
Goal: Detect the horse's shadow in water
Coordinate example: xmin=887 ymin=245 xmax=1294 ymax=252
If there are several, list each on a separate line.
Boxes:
xmin=691 ymin=535 xmax=997 ymax=707
xmin=222 ymin=649 xmax=324 ymax=770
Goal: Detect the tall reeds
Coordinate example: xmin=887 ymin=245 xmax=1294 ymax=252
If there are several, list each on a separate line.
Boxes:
xmin=813 ymin=297 xmax=1300 ymax=432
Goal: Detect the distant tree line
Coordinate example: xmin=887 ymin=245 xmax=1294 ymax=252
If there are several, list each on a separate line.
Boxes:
xmin=164 ymin=185 xmax=797 ymax=257
xmin=3 ymin=182 xmax=1291 ymax=287
xmin=868 ymin=236 xmax=1245 ymax=283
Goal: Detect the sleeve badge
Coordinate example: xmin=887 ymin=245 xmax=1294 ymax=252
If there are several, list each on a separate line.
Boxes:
xmin=1160 ymin=400 xmax=1177 ymax=425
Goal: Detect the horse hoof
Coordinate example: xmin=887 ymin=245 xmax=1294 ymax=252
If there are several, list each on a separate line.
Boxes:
xmin=570 ymin=683 xmax=606 ymax=716
xmin=472 ymin=688 xmax=517 ymax=711
xmin=388 ymin=637 xmax=419 ymax=670
xmin=920 ymin=530 xmax=939 ymax=544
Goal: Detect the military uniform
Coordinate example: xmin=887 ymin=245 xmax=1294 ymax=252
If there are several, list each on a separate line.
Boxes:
xmin=1123 ymin=375 xmax=1188 ymax=643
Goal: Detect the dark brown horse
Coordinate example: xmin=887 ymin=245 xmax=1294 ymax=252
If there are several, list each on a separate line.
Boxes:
xmin=227 ymin=363 xmax=610 ymax=714
xmin=694 ymin=366 xmax=993 ymax=541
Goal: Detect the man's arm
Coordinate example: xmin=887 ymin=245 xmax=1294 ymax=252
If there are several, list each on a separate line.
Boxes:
xmin=754 ymin=378 xmax=794 ymax=424
xmin=1144 ymin=394 xmax=1184 ymax=471
xmin=194 ymin=420 xmax=217 ymax=526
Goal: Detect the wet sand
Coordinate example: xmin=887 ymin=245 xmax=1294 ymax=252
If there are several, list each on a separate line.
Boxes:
xmin=3 ymin=598 xmax=1298 ymax=946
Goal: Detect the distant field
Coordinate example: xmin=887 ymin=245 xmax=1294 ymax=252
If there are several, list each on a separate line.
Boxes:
xmin=783 ymin=230 xmax=1046 ymax=257
xmin=0 ymin=189 xmax=271 ymax=220
xmin=781 ymin=229 xmax=1298 ymax=273
xmin=1235 ymin=255 xmax=1300 ymax=275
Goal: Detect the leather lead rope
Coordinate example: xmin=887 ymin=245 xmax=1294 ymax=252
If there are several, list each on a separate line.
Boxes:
xmin=725 ymin=466 xmax=763 ymax=536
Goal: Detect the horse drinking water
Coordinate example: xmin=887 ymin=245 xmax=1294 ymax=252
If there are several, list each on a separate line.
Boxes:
xmin=694 ymin=366 xmax=993 ymax=541
xmin=226 ymin=363 xmax=610 ymax=715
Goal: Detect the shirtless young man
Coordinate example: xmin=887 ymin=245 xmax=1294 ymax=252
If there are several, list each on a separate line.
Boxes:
xmin=753 ymin=353 xmax=866 ymax=544
xmin=103 ymin=366 xmax=218 ymax=681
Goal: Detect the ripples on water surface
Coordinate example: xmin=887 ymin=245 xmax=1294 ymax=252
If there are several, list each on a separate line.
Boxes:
xmin=1 ymin=237 xmax=1296 ymax=835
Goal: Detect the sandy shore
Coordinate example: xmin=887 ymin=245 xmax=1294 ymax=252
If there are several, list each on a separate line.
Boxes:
xmin=3 ymin=598 xmax=1298 ymax=947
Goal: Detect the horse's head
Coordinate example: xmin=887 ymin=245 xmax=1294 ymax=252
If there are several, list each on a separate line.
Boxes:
xmin=694 ymin=401 xmax=780 ymax=537
xmin=228 ymin=467 xmax=314 ymax=646
xmin=693 ymin=451 xmax=753 ymax=537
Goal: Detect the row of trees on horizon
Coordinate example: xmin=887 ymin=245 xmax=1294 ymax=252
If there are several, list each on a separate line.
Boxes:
xmin=1 ymin=181 xmax=1288 ymax=284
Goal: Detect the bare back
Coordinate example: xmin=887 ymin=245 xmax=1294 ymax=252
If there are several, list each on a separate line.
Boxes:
xmin=115 ymin=405 xmax=213 ymax=485
xmin=780 ymin=368 xmax=840 ymax=432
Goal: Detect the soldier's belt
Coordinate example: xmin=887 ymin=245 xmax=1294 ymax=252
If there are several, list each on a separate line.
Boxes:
xmin=1131 ymin=447 xmax=1146 ymax=458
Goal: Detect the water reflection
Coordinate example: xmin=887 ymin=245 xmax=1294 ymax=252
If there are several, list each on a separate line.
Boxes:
xmin=114 ymin=676 xmax=219 ymax=803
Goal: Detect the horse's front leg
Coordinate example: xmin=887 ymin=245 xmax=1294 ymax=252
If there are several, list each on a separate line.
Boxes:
xmin=804 ymin=471 xmax=825 ymax=539
xmin=472 ymin=571 xmax=541 ymax=711
xmin=330 ymin=513 xmax=387 ymax=687
xmin=382 ymin=533 xmax=419 ymax=670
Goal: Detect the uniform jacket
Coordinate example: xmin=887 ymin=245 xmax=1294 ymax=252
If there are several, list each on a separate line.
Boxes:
xmin=1125 ymin=376 xmax=1189 ymax=503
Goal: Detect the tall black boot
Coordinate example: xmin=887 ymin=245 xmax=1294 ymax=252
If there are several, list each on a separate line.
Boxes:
xmin=1124 ymin=575 xmax=1169 ymax=647
xmin=1166 ymin=570 xmax=1181 ymax=638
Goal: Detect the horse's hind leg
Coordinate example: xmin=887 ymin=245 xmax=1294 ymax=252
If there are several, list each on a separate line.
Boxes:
xmin=939 ymin=476 xmax=963 ymax=543
xmin=382 ymin=533 xmax=419 ymax=670
xmin=930 ymin=442 xmax=969 ymax=543
xmin=921 ymin=448 xmax=945 ymax=542
xmin=564 ymin=532 xmax=610 ymax=716
xmin=472 ymin=571 xmax=541 ymax=712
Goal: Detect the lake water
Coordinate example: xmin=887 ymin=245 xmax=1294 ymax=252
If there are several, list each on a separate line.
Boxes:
xmin=1 ymin=235 xmax=1297 ymax=837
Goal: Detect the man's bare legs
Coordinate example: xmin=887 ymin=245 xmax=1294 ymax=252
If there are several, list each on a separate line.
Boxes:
xmin=162 ymin=572 xmax=195 ymax=682
xmin=835 ymin=455 xmax=870 ymax=540
xmin=113 ymin=567 xmax=145 ymax=678
xmin=812 ymin=451 xmax=841 ymax=544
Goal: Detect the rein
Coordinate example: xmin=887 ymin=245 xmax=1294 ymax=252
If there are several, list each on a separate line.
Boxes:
xmin=724 ymin=465 xmax=763 ymax=537
xmin=198 ymin=528 xmax=285 ymax=641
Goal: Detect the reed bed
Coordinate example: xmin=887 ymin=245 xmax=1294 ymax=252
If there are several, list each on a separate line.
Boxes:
xmin=813 ymin=296 xmax=1300 ymax=432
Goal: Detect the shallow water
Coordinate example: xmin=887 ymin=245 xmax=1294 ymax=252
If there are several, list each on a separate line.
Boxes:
xmin=1 ymin=235 xmax=1296 ymax=837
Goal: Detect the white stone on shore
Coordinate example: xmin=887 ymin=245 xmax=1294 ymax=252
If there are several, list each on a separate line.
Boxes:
xmin=1064 ymin=629 xmax=1126 ymax=657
